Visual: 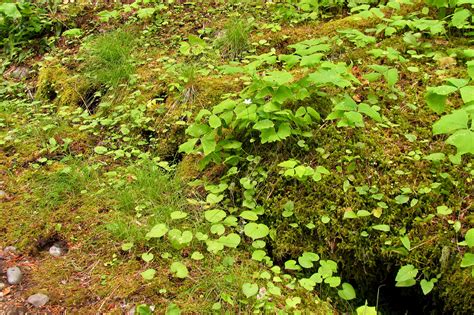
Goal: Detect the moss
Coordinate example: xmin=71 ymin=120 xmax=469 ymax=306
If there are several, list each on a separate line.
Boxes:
xmin=437 ymin=267 xmax=474 ymax=314
xmin=252 ymin=120 xmax=472 ymax=312
xmin=36 ymin=61 xmax=92 ymax=108
xmin=176 ymin=154 xmax=202 ymax=183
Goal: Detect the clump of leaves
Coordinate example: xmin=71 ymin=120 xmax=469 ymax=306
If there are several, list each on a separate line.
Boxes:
xmin=83 ymin=29 xmax=136 ymax=87
xmin=215 ymin=18 xmax=251 ymax=60
xmin=175 ymin=63 xmax=199 ymax=105
xmin=0 ymin=2 xmax=55 ymax=63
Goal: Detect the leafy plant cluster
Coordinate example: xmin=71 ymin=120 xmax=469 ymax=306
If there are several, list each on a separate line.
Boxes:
xmin=0 ymin=1 xmax=57 ymax=64
xmin=81 ymin=29 xmax=136 ymax=88
xmin=425 ymin=59 xmax=474 ymax=163
xmin=3 ymin=0 xmax=473 ymax=313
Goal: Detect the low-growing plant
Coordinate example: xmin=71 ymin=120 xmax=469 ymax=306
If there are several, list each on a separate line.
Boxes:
xmin=0 ymin=1 xmax=56 ymax=63
xmin=82 ymin=29 xmax=136 ymax=87
xmin=215 ymin=18 xmax=251 ymax=60
xmin=425 ymin=60 xmax=474 ymax=163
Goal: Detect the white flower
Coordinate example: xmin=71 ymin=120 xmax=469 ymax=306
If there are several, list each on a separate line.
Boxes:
xmin=256 ymin=287 xmax=267 ymax=300
xmin=244 ymin=99 xmax=252 ymax=105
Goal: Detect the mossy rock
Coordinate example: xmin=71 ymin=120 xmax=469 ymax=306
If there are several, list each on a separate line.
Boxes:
xmin=36 ymin=62 xmax=92 ymax=108
xmin=251 ymin=122 xmax=473 ymax=312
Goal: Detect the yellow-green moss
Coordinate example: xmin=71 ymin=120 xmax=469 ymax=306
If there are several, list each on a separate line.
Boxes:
xmin=36 ymin=62 xmax=91 ymax=107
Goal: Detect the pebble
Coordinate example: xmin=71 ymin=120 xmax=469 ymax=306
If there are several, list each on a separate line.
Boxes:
xmin=0 ymin=190 xmax=6 ymax=199
xmin=27 ymin=293 xmax=49 ymax=307
xmin=49 ymin=245 xmax=63 ymax=257
xmin=0 ymin=282 xmax=5 ymax=290
xmin=4 ymin=246 xmax=17 ymax=254
xmin=438 ymin=56 xmax=456 ymax=68
xmin=6 ymin=266 xmax=22 ymax=285
xmin=10 ymin=66 xmax=29 ymax=80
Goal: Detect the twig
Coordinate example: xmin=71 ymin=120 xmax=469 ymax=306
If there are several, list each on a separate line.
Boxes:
xmin=97 ymin=286 xmax=119 ymax=312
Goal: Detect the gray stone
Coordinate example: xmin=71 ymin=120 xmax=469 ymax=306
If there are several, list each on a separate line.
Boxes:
xmin=4 ymin=246 xmax=17 ymax=254
xmin=10 ymin=67 xmax=29 ymax=80
xmin=27 ymin=293 xmax=49 ymax=307
xmin=49 ymin=245 xmax=63 ymax=257
xmin=0 ymin=190 xmax=6 ymax=199
xmin=6 ymin=266 xmax=22 ymax=284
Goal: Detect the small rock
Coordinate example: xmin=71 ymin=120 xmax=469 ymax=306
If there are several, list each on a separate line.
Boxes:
xmin=0 ymin=190 xmax=6 ymax=199
xmin=6 ymin=266 xmax=22 ymax=285
xmin=1 ymin=306 xmax=27 ymax=315
xmin=49 ymin=245 xmax=63 ymax=257
xmin=27 ymin=293 xmax=49 ymax=308
xmin=0 ymin=282 xmax=5 ymax=289
xmin=4 ymin=246 xmax=17 ymax=254
xmin=438 ymin=56 xmax=456 ymax=68
xmin=10 ymin=66 xmax=29 ymax=80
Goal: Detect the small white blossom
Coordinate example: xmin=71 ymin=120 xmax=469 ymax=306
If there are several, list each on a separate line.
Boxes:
xmin=256 ymin=287 xmax=267 ymax=300
xmin=244 ymin=99 xmax=252 ymax=105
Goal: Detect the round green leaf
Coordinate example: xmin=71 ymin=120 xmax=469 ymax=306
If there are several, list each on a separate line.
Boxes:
xmin=244 ymin=223 xmax=269 ymax=240
xmin=242 ymin=283 xmax=258 ymax=298
xmin=170 ymin=211 xmax=188 ymax=220
xmin=146 ymin=223 xmax=169 ymax=239
xmin=240 ymin=210 xmax=258 ymax=221
xmin=141 ymin=253 xmax=154 ymax=263
xmin=420 ymin=279 xmax=435 ymax=295
xmin=298 ymin=252 xmax=320 ymax=268
xmin=338 ymin=283 xmax=356 ymax=300
xmin=121 ymin=242 xmax=134 ymax=251
xmin=217 ymin=233 xmax=241 ymax=248
xmin=140 ymin=268 xmax=156 ymax=280
xmin=465 ymin=228 xmax=474 ymax=248
xmin=94 ymin=146 xmax=108 ymax=154
xmin=191 ymin=251 xmax=204 ymax=260
xmin=436 ymin=205 xmax=452 ymax=215
xmin=204 ymin=209 xmax=226 ymax=223
xmin=170 ymin=261 xmax=189 ymax=278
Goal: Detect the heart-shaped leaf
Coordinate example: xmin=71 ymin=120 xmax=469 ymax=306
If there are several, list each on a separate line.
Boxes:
xmin=170 ymin=262 xmax=188 ymax=278
xmin=204 ymin=209 xmax=226 ymax=223
xmin=338 ymin=282 xmax=356 ymax=300
xmin=141 ymin=253 xmax=154 ymax=263
xmin=242 ymin=283 xmax=258 ymax=298
xmin=170 ymin=211 xmax=188 ymax=220
xmin=217 ymin=233 xmax=241 ymax=248
xmin=191 ymin=251 xmax=204 ymax=260
xmin=244 ymin=223 xmax=269 ymax=240
xmin=140 ymin=269 xmax=156 ymax=280
xmin=420 ymin=279 xmax=435 ymax=295
xmin=146 ymin=223 xmax=168 ymax=239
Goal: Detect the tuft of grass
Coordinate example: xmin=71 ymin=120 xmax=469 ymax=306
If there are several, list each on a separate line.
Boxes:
xmin=215 ymin=18 xmax=250 ymax=60
xmin=105 ymin=213 xmax=147 ymax=242
xmin=113 ymin=160 xmax=184 ymax=216
xmin=83 ymin=29 xmax=136 ymax=87
xmin=176 ymin=63 xmax=199 ymax=104
xmin=105 ymin=159 xmax=187 ymax=244
xmin=35 ymin=163 xmax=97 ymax=210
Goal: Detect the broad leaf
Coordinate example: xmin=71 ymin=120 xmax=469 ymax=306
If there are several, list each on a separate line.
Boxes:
xmin=146 ymin=223 xmax=168 ymax=239
xmin=432 ymin=110 xmax=469 ymax=135
xmin=242 ymin=283 xmax=258 ymax=298
xmin=338 ymin=283 xmax=356 ymax=300
xmin=244 ymin=223 xmax=269 ymax=239
xmin=170 ymin=262 xmax=189 ymax=278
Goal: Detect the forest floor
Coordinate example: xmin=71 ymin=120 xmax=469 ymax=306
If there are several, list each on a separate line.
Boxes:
xmin=1 ymin=1 xmax=473 ymax=314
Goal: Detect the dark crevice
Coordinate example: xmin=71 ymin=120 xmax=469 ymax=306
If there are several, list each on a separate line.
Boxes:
xmin=80 ymin=86 xmax=105 ymax=114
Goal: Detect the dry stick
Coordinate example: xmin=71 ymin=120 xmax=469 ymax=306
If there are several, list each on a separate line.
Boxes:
xmin=70 ymin=81 xmax=90 ymax=112
xmin=409 ymin=236 xmax=438 ymax=251
xmin=97 ymin=285 xmax=120 ymax=312
xmin=25 ymin=85 xmax=34 ymax=101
